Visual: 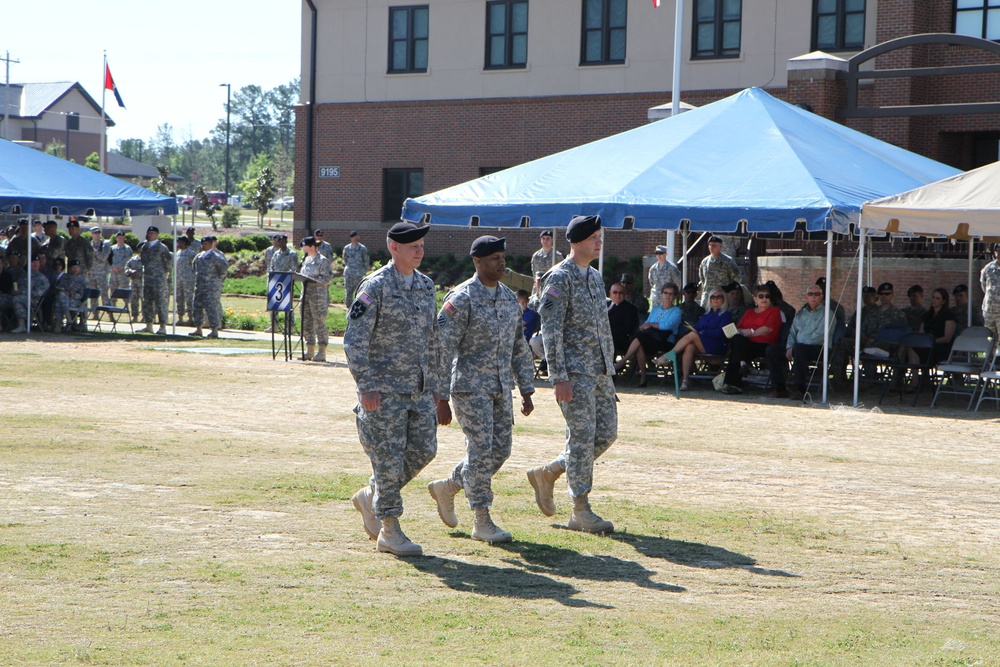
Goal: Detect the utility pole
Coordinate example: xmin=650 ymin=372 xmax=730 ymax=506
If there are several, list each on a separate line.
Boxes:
xmin=220 ymin=83 xmax=231 ymax=202
xmin=1 ymin=51 xmax=20 ymax=141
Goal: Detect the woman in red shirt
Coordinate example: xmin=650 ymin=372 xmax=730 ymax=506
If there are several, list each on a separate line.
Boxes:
xmin=721 ymin=285 xmax=783 ymax=394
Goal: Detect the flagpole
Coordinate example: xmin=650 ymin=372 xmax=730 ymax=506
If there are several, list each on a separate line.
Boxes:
xmin=671 ymin=0 xmax=684 ymax=117
xmin=100 ymin=52 xmax=107 ymax=173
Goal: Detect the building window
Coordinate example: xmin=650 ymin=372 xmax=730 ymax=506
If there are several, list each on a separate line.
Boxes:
xmin=692 ymin=0 xmax=741 ymax=59
xmin=954 ymin=0 xmax=1000 ymax=41
xmin=486 ymin=1 xmax=528 ymax=69
xmin=383 ymin=168 xmax=424 ymax=221
xmin=581 ymin=0 xmax=627 ymax=65
xmin=812 ymin=0 xmax=866 ymax=51
xmin=388 ymin=6 xmax=429 ymax=73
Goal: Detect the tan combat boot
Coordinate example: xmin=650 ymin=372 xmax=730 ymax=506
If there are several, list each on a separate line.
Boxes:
xmin=350 ymin=485 xmax=381 ymax=540
xmin=568 ymin=495 xmax=614 ymax=533
xmin=304 ymin=344 xmax=315 ymax=361
xmin=472 ymin=508 xmax=512 ymax=543
xmin=427 ymin=478 xmax=461 ymax=527
xmin=313 ymin=345 xmax=327 ymax=362
xmin=188 ymin=328 xmax=203 ymax=337
xmin=526 ymin=461 xmax=564 ymax=517
xmin=376 ymin=517 xmax=423 ymax=556
xmin=206 ymin=328 xmax=219 ymax=339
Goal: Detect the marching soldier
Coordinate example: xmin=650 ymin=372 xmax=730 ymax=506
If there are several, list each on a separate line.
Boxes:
xmin=428 ymin=236 xmax=535 ymax=543
xmin=344 ymin=222 xmax=444 ymax=557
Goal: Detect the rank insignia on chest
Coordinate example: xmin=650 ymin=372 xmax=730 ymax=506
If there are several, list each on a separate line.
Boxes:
xmin=442 ymin=301 xmax=457 ymax=316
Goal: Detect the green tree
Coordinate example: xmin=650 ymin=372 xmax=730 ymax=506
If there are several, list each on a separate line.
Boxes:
xmin=150 ymin=165 xmax=170 ymax=195
xmin=85 ymin=152 xmax=101 ymax=171
xmin=45 ymin=140 xmax=65 ymax=159
xmin=239 ymin=155 xmax=277 ymax=228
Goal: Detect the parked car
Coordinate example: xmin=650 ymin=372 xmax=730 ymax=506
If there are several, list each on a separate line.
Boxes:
xmin=274 ymin=197 xmax=294 ymax=211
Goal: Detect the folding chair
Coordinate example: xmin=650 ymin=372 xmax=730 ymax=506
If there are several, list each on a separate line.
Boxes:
xmin=974 ymin=344 xmax=1000 ymax=412
xmin=652 ymin=348 xmax=681 ymax=398
xmin=94 ymin=287 xmax=134 ymax=334
xmin=879 ymin=333 xmax=934 ymax=406
xmin=931 ymin=332 xmax=994 ymax=409
xmin=857 ymin=323 xmax=911 ymax=391
xmin=66 ymin=288 xmax=100 ymax=332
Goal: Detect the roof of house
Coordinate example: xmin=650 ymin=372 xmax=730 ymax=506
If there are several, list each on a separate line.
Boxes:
xmin=0 ymin=81 xmax=114 ymax=127
xmin=106 ymin=152 xmax=183 ymax=181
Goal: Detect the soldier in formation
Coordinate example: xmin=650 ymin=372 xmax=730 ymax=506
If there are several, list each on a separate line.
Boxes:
xmin=697 ymin=236 xmax=740 ymax=308
xmin=530 ymin=230 xmax=564 ymax=296
xmin=189 ymin=236 xmax=229 ymax=338
xmin=344 ymin=222 xmax=444 ymax=557
xmin=298 ymin=237 xmax=333 ymax=362
xmin=341 ymin=230 xmax=371 ymax=306
xmin=173 ymin=237 xmax=198 ymax=326
xmin=108 ymin=232 xmax=133 ymax=295
xmin=57 ymin=259 xmax=89 ymax=332
xmin=266 ymin=234 xmax=299 ymax=334
xmin=137 ymin=226 xmax=172 ymax=335
xmin=64 ymin=218 xmax=95 ymax=278
xmin=428 ymin=235 xmax=535 ymax=544
xmin=526 ymin=215 xmax=618 ymax=534
xmin=124 ymin=246 xmax=144 ymax=321
xmin=88 ymin=226 xmax=112 ymax=309
xmin=314 ymin=229 xmax=334 ymax=261
xmin=41 ymin=221 xmax=66 ymax=263
xmin=11 ymin=253 xmax=49 ymax=333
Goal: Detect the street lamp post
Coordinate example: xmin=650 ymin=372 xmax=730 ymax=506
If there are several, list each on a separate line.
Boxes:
xmin=220 ymin=83 xmax=231 ymax=203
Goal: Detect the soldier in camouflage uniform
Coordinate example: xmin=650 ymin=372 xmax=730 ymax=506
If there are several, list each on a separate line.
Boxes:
xmin=124 ymin=246 xmax=144 ymax=320
xmin=341 ymin=230 xmax=371 ymax=306
xmin=313 ymin=229 xmax=335 ymax=261
xmin=952 ymin=284 xmax=984 ymax=335
xmin=697 ymin=236 xmax=741 ymax=308
xmin=981 ymin=244 xmax=1000 ymax=339
xmin=530 ymin=230 xmax=564 ymax=296
xmin=861 ymin=282 xmax=906 ymax=350
xmin=108 ymin=232 xmax=133 ymax=296
xmin=88 ymin=226 xmax=112 ymax=309
xmin=526 ymin=215 xmax=618 ymax=534
xmin=428 ymin=236 xmax=535 ymax=543
xmin=41 ymin=221 xmax=66 ymax=263
xmin=58 ymin=259 xmax=90 ymax=332
xmin=137 ymin=226 xmax=172 ymax=335
xmin=298 ymin=237 xmax=333 ymax=362
xmin=344 ymin=222 xmax=444 ymax=557
xmin=173 ymin=237 xmax=198 ymax=325
xmin=266 ymin=234 xmax=299 ymax=334
xmin=189 ymin=236 xmax=229 ymax=338
xmin=11 ymin=254 xmax=49 ymax=333
xmin=648 ymin=245 xmax=681 ymax=305
xmin=64 ymin=219 xmax=95 ymax=279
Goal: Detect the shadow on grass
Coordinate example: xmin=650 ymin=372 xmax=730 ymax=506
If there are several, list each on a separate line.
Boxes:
xmin=608 ymin=531 xmax=798 ymax=577
xmin=494 ymin=540 xmax=685 ymax=593
xmin=408 ymin=555 xmax=613 ymax=608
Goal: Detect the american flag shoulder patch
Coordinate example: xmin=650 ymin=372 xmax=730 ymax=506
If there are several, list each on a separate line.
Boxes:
xmin=443 ymin=301 xmax=457 ymax=316
xmin=358 ymin=292 xmax=373 ymax=305
xmin=545 ymin=286 xmax=561 ymax=298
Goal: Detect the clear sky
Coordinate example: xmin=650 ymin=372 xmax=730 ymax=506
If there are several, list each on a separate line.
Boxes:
xmin=1 ymin=0 xmax=301 ymax=148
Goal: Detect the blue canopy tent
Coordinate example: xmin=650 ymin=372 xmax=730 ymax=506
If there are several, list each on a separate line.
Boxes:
xmin=402 ymin=88 xmax=960 ymax=403
xmin=0 ymin=138 xmax=177 ymax=216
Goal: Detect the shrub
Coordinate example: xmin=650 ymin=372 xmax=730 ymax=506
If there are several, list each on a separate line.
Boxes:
xmin=220 ymin=205 xmax=241 ymax=228
xmin=216 ymin=236 xmax=236 ymax=254
xmin=124 ymin=232 xmax=140 ymax=249
xmin=233 ymin=236 xmax=257 ymax=253
xmin=246 ymin=234 xmax=272 ymax=251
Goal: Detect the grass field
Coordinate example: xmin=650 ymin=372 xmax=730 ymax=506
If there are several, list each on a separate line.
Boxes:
xmin=1 ymin=336 xmax=998 ymax=665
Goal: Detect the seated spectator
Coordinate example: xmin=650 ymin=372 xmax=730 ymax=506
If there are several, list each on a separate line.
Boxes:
xmin=952 ymin=283 xmax=984 ymax=335
xmin=861 ymin=282 xmax=907 ymax=352
xmin=679 ymin=282 xmax=705 ymax=330
xmin=614 ymin=282 xmax=681 ymax=387
xmin=11 ymin=254 xmax=49 ymax=333
xmin=58 ymin=259 xmax=89 ymax=332
xmin=724 ymin=281 xmax=748 ymax=323
xmin=765 ymin=280 xmax=796 ymax=343
xmin=720 ymin=285 xmax=783 ymax=395
xmin=899 ymin=288 xmax=957 ymax=366
xmin=619 ymin=273 xmax=648 ymax=317
xmin=901 ymin=284 xmax=927 ymax=332
xmin=769 ymin=284 xmax=836 ymax=400
xmin=656 ymin=288 xmax=732 ymax=391
xmin=607 ymin=282 xmax=639 ymax=356
xmin=813 ymin=277 xmax=846 ymax=323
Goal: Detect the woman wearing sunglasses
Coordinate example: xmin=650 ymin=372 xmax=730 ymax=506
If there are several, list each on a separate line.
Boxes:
xmin=655 ymin=288 xmax=732 ymax=391
xmin=614 ymin=282 xmax=682 ymax=387
xmin=720 ymin=285 xmax=783 ymax=395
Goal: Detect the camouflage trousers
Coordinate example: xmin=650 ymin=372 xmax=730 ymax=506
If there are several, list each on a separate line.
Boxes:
xmin=984 ymin=312 xmax=1000 ymax=340
xmin=448 ymin=392 xmax=514 ymax=510
xmin=344 ymin=274 xmax=363 ymax=308
xmin=142 ymin=279 xmax=169 ymax=325
xmin=355 ymin=391 xmax=438 ymax=519
xmin=301 ymin=292 xmax=329 ymax=346
xmin=192 ymin=287 xmax=223 ymax=329
xmin=129 ymin=281 xmax=143 ymax=319
xmin=555 ymin=374 xmax=618 ymax=499
xmin=88 ymin=270 xmax=110 ymax=308
xmin=177 ymin=279 xmax=195 ymax=319
xmin=109 ymin=270 xmax=130 ymax=295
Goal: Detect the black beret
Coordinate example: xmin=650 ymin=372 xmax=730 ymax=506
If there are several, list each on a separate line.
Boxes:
xmin=115 ymin=231 xmax=126 ymax=237
xmin=723 ymin=282 xmax=741 ymax=292
xmin=387 ymin=222 xmax=430 ymax=244
xmin=683 ymin=282 xmax=698 ymax=293
xmin=349 ymin=230 xmax=359 ymax=237
xmin=300 ymin=236 xmax=316 ymax=247
xmin=42 ymin=220 xmax=57 ymax=227
xmin=186 ymin=227 xmax=196 ymax=234
xmin=907 ymin=284 xmax=923 ymax=296
xmin=877 ymin=282 xmax=893 ymax=293
xmin=953 ymin=284 xmax=968 ymax=294
xmin=273 ymin=234 xmax=287 ymax=241
xmin=68 ymin=259 xmax=81 ymax=267
xmin=619 ymin=273 xmax=635 ymax=284
xmin=708 ymin=236 xmax=724 ymax=244
xmin=66 ymin=219 xmax=80 ymax=228
xmin=862 ymin=286 xmax=877 ymax=295
xmin=539 ymin=230 xmax=553 ymax=238
xmin=200 ymin=236 xmax=213 ymax=244
xmin=146 ymin=225 xmax=159 ymax=234
xmin=470 ymin=235 xmax=506 ymax=258
xmin=314 ymin=229 xmax=325 ymax=236
xmin=17 ymin=218 xmax=29 ymax=225
xmin=566 ymin=215 xmax=601 ymax=243
xmin=815 ymin=276 xmax=827 ymax=288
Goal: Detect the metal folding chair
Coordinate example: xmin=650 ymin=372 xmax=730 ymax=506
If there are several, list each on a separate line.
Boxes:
xmin=94 ymin=287 xmax=134 ymax=334
xmin=879 ymin=332 xmax=934 ymax=406
xmin=931 ymin=332 xmax=994 ymax=409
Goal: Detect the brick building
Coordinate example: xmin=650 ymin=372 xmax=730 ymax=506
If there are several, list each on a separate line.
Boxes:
xmin=295 ymin=0 xmax=1000 ymax=302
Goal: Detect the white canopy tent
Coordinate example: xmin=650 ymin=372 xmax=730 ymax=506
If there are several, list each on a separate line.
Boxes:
xmin=854 ymin=160 xmax=1000 ymax=405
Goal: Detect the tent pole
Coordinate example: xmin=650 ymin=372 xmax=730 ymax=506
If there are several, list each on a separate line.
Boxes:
xmin=853 ymin=230 xmax=866 ymax=406
xmin=822 ymin=229 xmax=832 ymax=405
xmin=666 ymin=231 xmax=676 ymax=265
xmin=26 ymin=215 xmax=32 ymax=334
xmin=681 ymin=226 xmax=688 ymax=286
xmin=968 ymin=239 xmax=974 ymax=328
xmin=172 ymin=213 xmax=177 ymax=335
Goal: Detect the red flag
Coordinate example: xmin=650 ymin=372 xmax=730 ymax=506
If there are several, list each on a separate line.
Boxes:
xmin=652 ymin=0 xmax=661 ymax=6
xmin=104 ymin=64 xmax=126 ymax=109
